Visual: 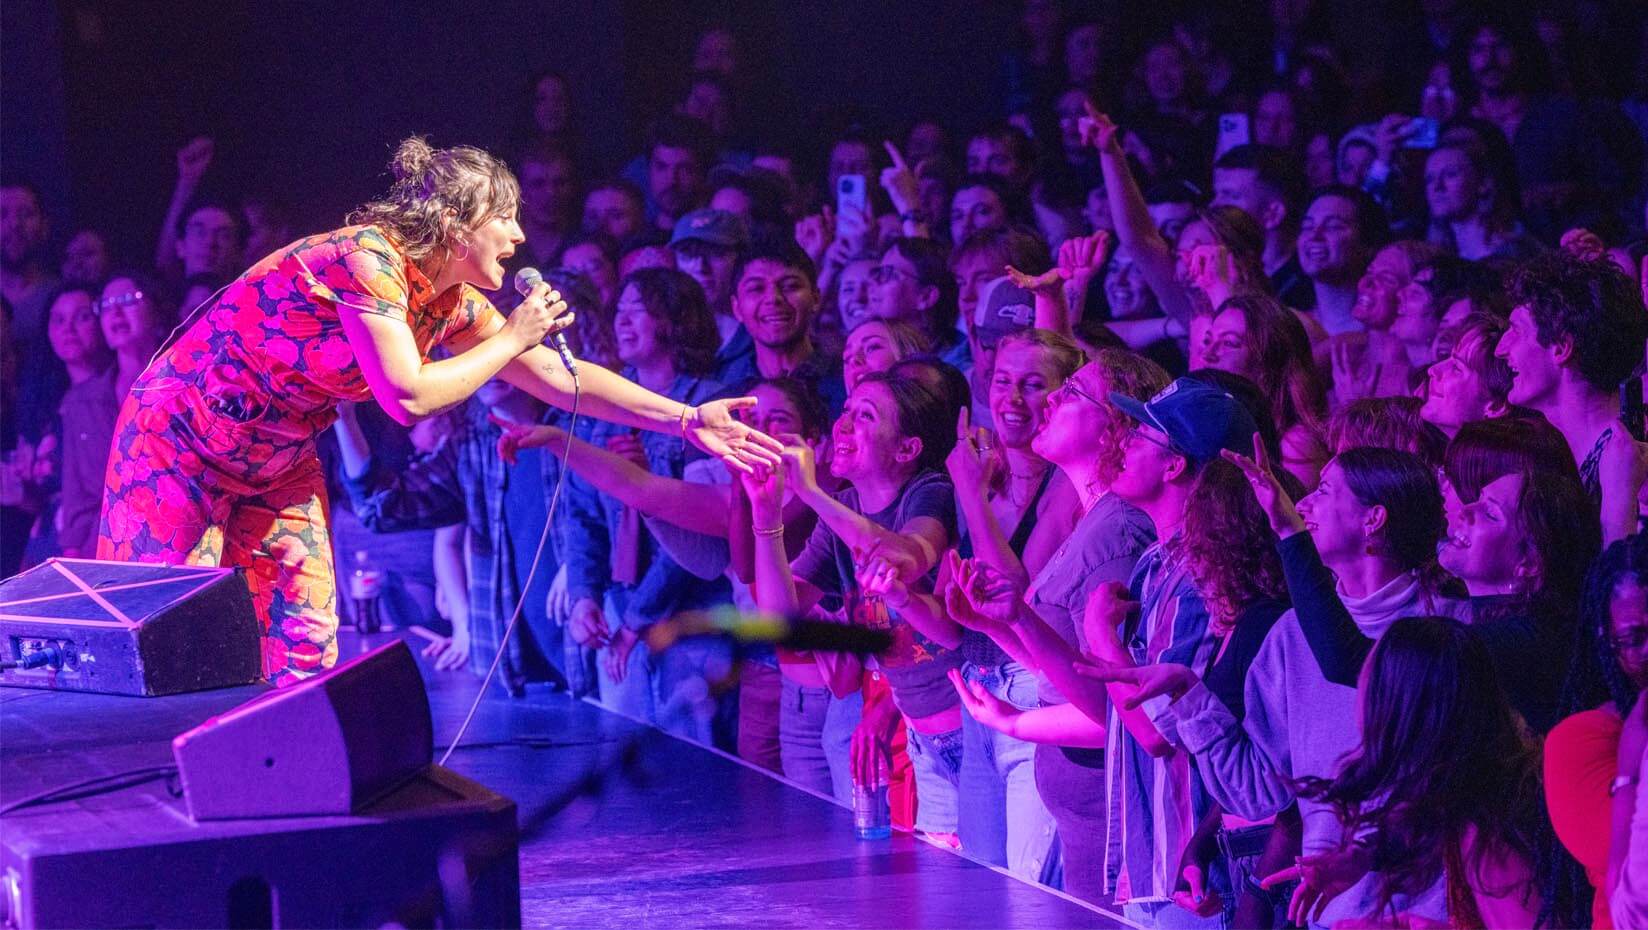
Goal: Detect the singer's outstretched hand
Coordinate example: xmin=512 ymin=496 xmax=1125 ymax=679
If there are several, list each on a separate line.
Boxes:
xmin=685 ymin=398 xmax=785 ymax=473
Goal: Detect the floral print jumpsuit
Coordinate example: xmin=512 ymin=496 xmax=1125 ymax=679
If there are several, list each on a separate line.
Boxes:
xmin=98 ymin=225 xmax=499 ymax=684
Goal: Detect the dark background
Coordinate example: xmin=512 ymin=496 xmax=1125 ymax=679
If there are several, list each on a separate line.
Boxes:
xmin=3 ymin=0 xmax=1028 ymax=262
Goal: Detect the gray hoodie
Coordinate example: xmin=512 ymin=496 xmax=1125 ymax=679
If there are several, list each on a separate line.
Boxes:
xmin=1152 ymin=569 xmax=1471 ymax=926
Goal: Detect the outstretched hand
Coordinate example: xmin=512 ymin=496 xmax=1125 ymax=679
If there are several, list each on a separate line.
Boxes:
xmin=493 ymin=416 xmax=567 ymax=466
xmin=949 ymin=667 xmax=1021 ymax=734
xmin=685 ymin=398 xmax=785 ymax=474
xmin=1072 ymin=658 xmax=1199 ymax=709
xmin=955 ymin=555 xmax=1025 ymax=627
xmin=1058 ymin=230 xmax=1114 ymax=283
xmin=1006 ymin=264 xmax=1070 ymax=294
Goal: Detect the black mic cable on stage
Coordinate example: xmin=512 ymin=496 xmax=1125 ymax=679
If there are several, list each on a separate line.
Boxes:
xmin=438 ymin=274 xmax=583 ymax=766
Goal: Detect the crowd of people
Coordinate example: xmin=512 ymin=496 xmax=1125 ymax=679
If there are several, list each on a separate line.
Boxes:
xmin=6 ymin=2 xmax=1648 ymax=927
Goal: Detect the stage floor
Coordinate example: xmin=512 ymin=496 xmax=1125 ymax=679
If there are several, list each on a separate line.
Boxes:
xmin=1 ymin=629 xmax=1131 ymax=929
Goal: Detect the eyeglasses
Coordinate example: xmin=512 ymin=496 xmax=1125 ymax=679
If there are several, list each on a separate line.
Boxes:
xmin=1050 ymin=379 xmax=1105 ymax=408
xmin=1127 ymin=424 xmax=1180 ymax=454
xmin=95 ymin=291 xmax=146 ymax=315
xmin=869 ymin=264 xmax=918 ymax=285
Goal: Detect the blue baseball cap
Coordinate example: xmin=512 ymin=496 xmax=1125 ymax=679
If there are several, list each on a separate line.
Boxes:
xmin=670 ymin=208 xmax=749 ymax=249
xmin=1109 ymin=377 xmax=1258 ymax=467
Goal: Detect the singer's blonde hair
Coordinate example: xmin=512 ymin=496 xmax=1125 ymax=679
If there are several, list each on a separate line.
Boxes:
xmin=349 ymin=136 xmax=520 ymax=263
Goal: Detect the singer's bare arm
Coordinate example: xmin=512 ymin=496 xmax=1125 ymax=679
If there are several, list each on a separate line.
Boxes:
xmin=339 ymin=307 xmax=549 ymax=426
xmin=336 ymin=278 xmax=571 ymax=425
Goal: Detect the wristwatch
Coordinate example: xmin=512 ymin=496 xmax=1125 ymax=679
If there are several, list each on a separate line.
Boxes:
xmin=1611 ymin=774 xmax=1640 ymax=797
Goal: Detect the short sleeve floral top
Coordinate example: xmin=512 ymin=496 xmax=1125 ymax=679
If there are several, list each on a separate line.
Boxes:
xmin=143 ymin=225 xmax=500 ymax=442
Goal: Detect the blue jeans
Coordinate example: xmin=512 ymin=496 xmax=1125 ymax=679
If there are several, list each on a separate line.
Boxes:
xmin=1219 ymin=823 xmax=1292 ymax=930
xmin=777 ymin=677 xmax=860 ymax=805
xmin=957 ymin=661 xmax=1059 ymax=882
xmin=905 ymin=724 xmax=963 ymax=834
xmin=1123 ymin=865 xmax=1230 ymax=930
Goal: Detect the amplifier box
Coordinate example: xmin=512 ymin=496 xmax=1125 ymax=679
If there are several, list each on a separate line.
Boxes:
xmin=0 ymin=559 xmax=261 ymax=696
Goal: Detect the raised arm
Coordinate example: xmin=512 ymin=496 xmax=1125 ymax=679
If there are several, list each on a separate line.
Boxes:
xmin=1081 ymin=105 xmax=1193 ymax=323
xmin=740 ymin=463 xmax=823 ymax=619
xmin=945 ymin=408 xmax=1029 ymax=586
xmin=156 ymin=137 xmax=212 ymax=275
xmin=1008 ymin=231 xmax=1113 ymax=342
xmin=1223 ymin=436 xmax=1370 ymax=685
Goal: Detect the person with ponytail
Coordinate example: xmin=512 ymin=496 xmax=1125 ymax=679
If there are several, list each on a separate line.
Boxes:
xmin=98 ymin=136 xmax=781 ymax=685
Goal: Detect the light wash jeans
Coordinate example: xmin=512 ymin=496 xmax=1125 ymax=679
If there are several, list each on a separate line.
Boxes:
xmin=957 ymin=660 xmax=1060 ymax=882
xmin=904 ymin=724 xmax=963 ymax=834
xmin=777 ymin=677 xmax=861 ymax=805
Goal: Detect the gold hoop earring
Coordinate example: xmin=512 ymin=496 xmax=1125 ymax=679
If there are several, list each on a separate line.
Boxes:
xmin=451 ymin=240 xmax=472 ymax=263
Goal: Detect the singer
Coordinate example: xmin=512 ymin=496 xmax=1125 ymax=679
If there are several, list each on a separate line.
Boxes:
xmin=97 ymin=137 xmax=783 ymax=685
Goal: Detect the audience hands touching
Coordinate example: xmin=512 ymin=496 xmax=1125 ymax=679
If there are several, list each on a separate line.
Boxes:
xmin=1072 ymin=659 xmax=1199 ymax=709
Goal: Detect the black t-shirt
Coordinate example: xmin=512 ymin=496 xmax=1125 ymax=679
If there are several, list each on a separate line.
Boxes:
xmin=1202 ymin=598 xmax=1289 ymax=723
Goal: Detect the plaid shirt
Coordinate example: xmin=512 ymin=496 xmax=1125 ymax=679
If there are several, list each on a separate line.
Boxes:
xmin=561 ymin=370 xmax=731 ymax=630
xmin=1103 ymin=537 xmax=1219 ymax=905
xmin=345 ymin=401 xmax=575 ymax=693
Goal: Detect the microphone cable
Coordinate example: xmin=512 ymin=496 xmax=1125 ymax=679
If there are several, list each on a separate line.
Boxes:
xmin=438 ymin=362 xmax=580 ymax=767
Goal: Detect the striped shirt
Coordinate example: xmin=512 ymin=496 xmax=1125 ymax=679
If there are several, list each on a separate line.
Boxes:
xmin=1103 ymin=537 xmax=1218 ymax=904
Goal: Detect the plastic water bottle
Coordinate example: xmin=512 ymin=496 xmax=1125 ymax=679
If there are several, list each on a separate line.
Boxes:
xmin=348 ymin=549 xmax=384 ymax=634
xmin=852 ymin=755 xmax=892 ymax=840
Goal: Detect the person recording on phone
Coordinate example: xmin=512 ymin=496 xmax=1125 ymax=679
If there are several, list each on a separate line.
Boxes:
xmin=97 ymin=136 xmax=783 ymax=686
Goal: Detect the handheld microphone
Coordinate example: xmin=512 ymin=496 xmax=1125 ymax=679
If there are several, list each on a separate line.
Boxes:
xmin=513 ymin=267 xmax=579 ymax=376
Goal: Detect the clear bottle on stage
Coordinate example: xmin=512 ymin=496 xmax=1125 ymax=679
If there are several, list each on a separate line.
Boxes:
xmin=348 ymin=549 xmax=385 ymax=634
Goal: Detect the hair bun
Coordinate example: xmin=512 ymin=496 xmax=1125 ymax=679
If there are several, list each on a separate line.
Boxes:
xmin=390 ymin=136 xmax=435 ymax=181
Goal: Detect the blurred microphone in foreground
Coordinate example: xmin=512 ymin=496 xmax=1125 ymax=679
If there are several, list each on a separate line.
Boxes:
xmin=643 ymin=607 xmax=891 ymax=655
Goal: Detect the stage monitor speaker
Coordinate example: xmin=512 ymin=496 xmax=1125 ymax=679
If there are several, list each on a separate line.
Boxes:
xmin=172 ymin=638 xmax=434 ymax=820
xmin=0 ymin=558 xmax=261 ymax=696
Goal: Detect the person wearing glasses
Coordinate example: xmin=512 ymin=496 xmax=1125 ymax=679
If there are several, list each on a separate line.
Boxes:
xmin=941 ymin=348 xmax=1169 ymax=901
xmin=55 ymin=274 xmax=177 ymax=559
xmin=865 ymin=236 xmax=969 ymax=371
xmin=1548 ymin=533 xmax=1648 ymax=929
xmin=97 ymin=137 xmax=783 ymax=685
